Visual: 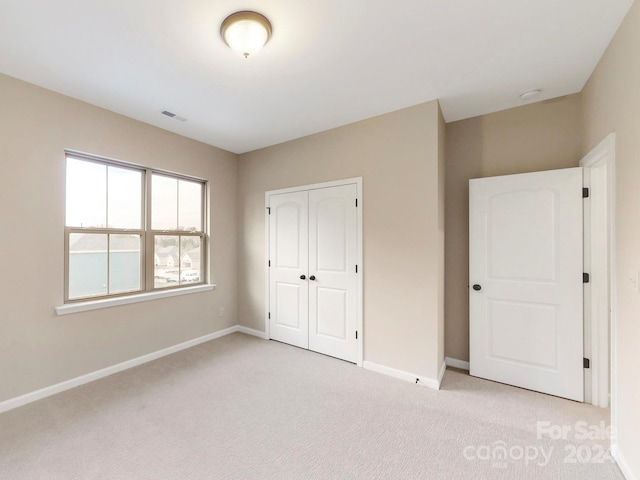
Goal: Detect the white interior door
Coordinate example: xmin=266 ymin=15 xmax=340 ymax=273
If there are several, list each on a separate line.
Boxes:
xmin=308 ymin=185 xmax=358 ymax=362
xmin=469 ymin=167 xmax=584 ymax=401
xmin=269 ymin=191 xmax=309 ymax=349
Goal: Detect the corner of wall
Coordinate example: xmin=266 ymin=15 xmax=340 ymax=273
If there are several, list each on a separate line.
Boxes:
xmin=437 ymin=100 xmax=447 ymax=375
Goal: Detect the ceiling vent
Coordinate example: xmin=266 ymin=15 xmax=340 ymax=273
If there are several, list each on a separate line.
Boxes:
xmin=161 ymin=110 xmax=187 ymax=122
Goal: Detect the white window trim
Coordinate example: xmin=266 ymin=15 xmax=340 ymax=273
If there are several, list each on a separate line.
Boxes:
xmin=63 ymin=149 xmax=209 ymax=304
xmin=55 ymin=284 xmax=215 ymax=315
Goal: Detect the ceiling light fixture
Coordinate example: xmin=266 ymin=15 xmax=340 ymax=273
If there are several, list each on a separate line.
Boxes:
xmin=220 ymin=11 xmax=272 ymax=59
xmin=520 ymin=89 xmax=542 ymax=102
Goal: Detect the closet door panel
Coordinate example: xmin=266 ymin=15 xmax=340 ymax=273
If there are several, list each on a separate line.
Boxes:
xmin=308 ymin=184 xmax=358 ymax=362
xmin=269 ymin=191 xmax=309 ymax=349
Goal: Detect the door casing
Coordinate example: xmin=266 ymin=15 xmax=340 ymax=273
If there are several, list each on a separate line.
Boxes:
xmin=265 ymin=177 xmax=364 ymax=366
xmin=580 ymin=133 xmax=616 ymax=409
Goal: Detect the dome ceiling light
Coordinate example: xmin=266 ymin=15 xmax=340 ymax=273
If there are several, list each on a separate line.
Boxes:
xmin=220 ymin=11 xmax=272 ymax=59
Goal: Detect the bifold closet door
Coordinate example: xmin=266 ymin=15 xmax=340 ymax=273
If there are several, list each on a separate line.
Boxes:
xmin=269 ymin=191 xmax=309 ymax=349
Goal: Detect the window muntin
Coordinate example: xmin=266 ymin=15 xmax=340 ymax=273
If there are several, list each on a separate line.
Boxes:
xmin=109 ymin=234 xmax=142 ymax=294
xmin=107 ymin=167 xmax=142 ymax=229
xmin=66 ymin=158 xmax=107 ymax=228
xmin=151 ymin=174 xmax=178 ymax=231
xmin=178 ymin=179 xmax=203 ymax=231
xmin=151 ymin=174 xmax=203 ymax=231
xmin=65 ymin=153 xmax=206 ymax=303
xmin=153 ymin=235 xmax=202 ymax=288
xmin=68 ymin=233 xmax=108 ymax=299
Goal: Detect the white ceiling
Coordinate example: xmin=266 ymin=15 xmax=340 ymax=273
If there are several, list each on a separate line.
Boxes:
xmin=0 ymin=0 xmax=633 ymax=154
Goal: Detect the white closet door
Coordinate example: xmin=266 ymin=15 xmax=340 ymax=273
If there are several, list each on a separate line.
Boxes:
xmin=469 ymin=167 xmax=584 ymax=401
xmin=308 ymin=185 xmax=358 ymax=363
xmin=269 ymin=191 xmax=309 ymax=349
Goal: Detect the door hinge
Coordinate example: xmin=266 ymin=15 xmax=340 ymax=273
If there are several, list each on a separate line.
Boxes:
xmin=267 ymin=207 xmax=271 ymax=214
xmin=355 ymin=264 xmax=358 ymax=273
xmin=583 ymin=272 xmax=590 ymax=283
xmin=355 ymin=331 xmax=358 ymax=339
xmin=268 ymin=312 xmax=271 ymax=319
xmin=268 ymin=260 xmax=271 ymax=267
xmin=583 ymin=188 xmax=589 ymax=198
xmin=584 ymin=357 xmax=590 ymax=369
xmin=356 ymin=198 xmax=358 ymax=207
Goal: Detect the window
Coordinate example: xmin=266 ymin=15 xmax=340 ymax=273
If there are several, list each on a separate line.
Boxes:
xmin=65 ymin=152 xmax=206 ymax=302
xmin=150 ymin=173 xmax=204 ymax=289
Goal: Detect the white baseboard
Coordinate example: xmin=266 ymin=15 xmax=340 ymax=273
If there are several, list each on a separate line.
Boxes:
xmin=612 ymin=444 xmax=638 ymax=480
xmin=438 ymin=360 xmax=447 ymax=387
xmin=363 ymin=361 xmax=441 ymax=390
xmin=0 ymin=326 xmax=456 ymax=415
xmin=445 ymin=356 xmax=470 ymax=371
xmin=236 ymin=325 xmax=268 ymax=340
xmin=0 ymin=325 xmax=241 ymax=414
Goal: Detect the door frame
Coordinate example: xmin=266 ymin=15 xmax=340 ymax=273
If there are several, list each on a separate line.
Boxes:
xmin=265 ymin=177 xmax=364 ymax=366
xmin=580 ymin=133 xmax=616 ymax=410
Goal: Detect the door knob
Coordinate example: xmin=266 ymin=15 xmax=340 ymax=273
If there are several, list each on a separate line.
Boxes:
xmin=309 ymin=275 xmax=316 ymax=281
xmin=300 ymin=275 xmax=306 ymax=280
xmin=472 ymin=284 xmax=482 ymax=291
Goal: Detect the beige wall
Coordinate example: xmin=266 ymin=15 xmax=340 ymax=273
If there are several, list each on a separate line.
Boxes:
xmin=5 ymin=20 xmax=638 ymax=473
xmin=445 ymin=94 xmax=583 ymax=361
xmin=582 ymin=1 xmax=640 ymax=475
xmin=238 ymin=102 xmax=445 ymax=380
xmin=0 ymin=74 xmax=238 ymax=402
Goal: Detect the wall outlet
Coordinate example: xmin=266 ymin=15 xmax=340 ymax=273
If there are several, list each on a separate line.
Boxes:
xmin=219 ymin=307 xmax=224 ymax=317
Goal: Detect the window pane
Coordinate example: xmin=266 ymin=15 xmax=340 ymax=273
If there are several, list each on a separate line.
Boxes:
xmin=178 ymin=180 xmax=202 ymax=231
xmin=69 ymin=233 xmax=107 ymax=299
xmin=152 ymin=175 xmax=178 ymax=230
xmin=108 ymin=166 xmax=142 ymax=229
xmin=154 ymin=235 xmax=179 ymax=288
xmin=66 ymin=158 xmax=106 ymax=228
xmin=109 ymin=234 xmax=141 ymax=294
xmin=180 ymin=237 xmax=201 ymax=284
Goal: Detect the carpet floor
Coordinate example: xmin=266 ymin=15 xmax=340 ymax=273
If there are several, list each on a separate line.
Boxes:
xmin=0 ymin=332 xmax=625 ymax=479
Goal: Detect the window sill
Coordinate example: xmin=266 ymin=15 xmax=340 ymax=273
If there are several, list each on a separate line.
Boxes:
xmin=55 ymin=284 xmax=216 ymax=316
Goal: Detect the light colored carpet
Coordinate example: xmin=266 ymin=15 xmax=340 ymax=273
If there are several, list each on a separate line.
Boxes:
xmin=0 ymin=333 xmax=624 ymax=480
